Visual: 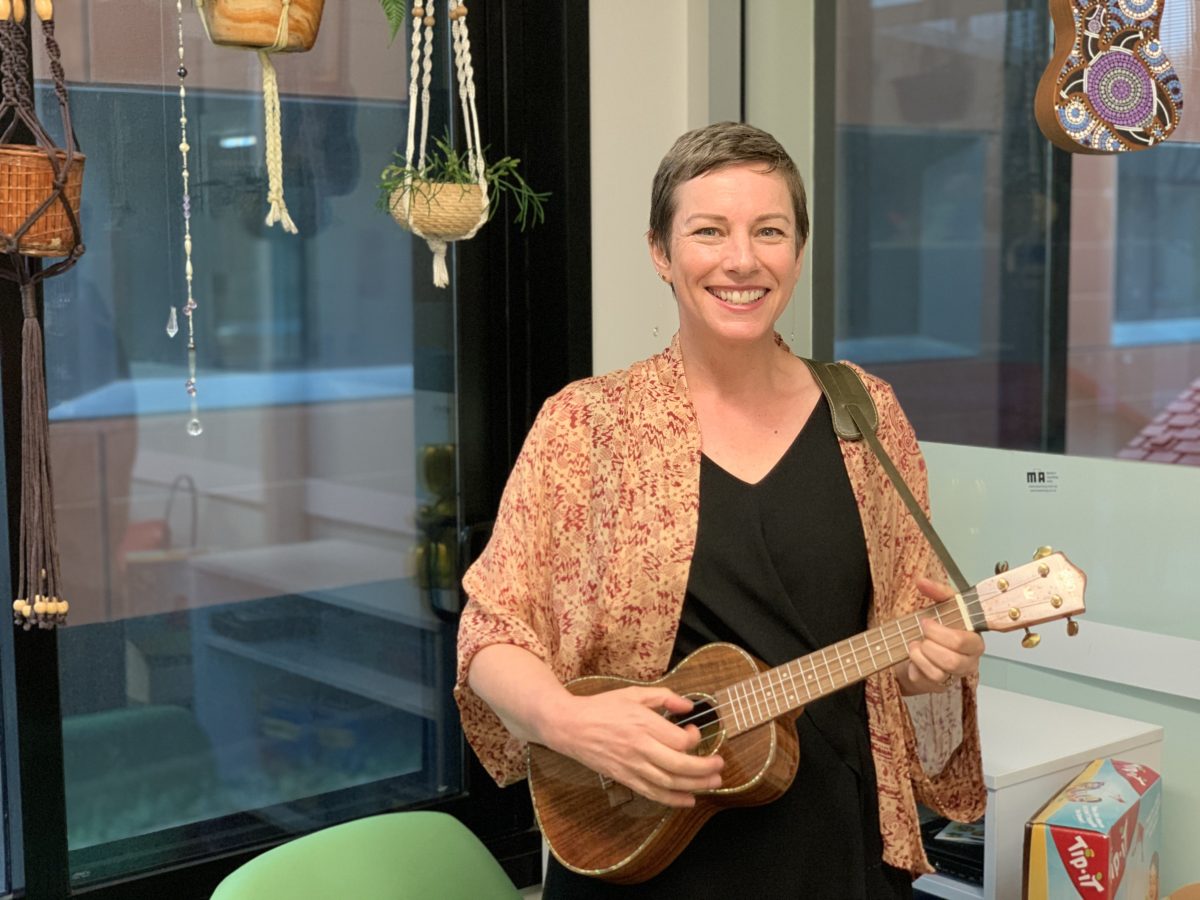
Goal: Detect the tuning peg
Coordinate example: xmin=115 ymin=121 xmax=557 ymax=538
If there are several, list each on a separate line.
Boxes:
xmin=1066 ymin=617 xmax=1079 ymax=637
xmin=1033 ymin=546 xmax=1054 ymax=560
xmin=1022 ymin=629 xmax=1041 ymax=649
xmin=994 ymin=560 xmax=1009 ymax=575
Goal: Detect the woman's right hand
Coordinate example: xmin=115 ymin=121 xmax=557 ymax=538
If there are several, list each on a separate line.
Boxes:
xmin=467 ymin=644 xmax=722 ymax=806
xmin=541 ymin=686 xmax=725 ymax=808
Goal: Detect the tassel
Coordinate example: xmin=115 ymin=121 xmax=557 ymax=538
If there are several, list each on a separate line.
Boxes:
xmin=428 ymin=238 xmax=450 ymax=287
xmin=259 ymin=50 xmax=297 ymax=234
xmin=12 ymin=284 xmax=67 ymax=630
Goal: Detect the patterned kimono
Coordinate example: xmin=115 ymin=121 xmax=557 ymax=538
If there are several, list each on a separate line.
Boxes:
xmin=455 ymin=334 xmax=986 ymax=876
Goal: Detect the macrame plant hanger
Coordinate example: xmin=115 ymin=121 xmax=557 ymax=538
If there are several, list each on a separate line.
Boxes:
xmin=0 ymin=0 xmax=86 ymax=630
xmin=194 ymin=0 xmax=322 ymax=234
xmin=391 ymin=0 xmax=488 ymax=287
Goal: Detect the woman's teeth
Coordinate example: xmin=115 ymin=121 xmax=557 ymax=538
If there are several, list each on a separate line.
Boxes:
xmin=711 ymin=288 xmax=766 ymax=305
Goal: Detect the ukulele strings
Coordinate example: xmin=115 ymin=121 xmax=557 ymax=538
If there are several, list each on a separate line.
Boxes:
xmin=669 ymin=572 xmax=1039 ymax=734
xmin=670 ymin=614 xmax=932 ymax=734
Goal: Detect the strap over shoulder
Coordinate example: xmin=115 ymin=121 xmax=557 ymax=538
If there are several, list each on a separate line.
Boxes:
xmin=801 ymin=358 xmax=878 ymax=441
xmin=801 ymin=357 xmax=970 ymax=593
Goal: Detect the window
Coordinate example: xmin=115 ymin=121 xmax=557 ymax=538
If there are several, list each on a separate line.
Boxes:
xmin=826 ymin=1 xmax=1200 ymax=463
xmin=40 ymin=5 xmax=462 ymax=884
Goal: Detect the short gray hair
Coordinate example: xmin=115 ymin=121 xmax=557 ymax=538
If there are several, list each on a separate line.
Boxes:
xmin=648 ymin=121 xmax=809 ymax=258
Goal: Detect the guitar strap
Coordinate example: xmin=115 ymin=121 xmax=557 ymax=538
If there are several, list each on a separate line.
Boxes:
xmin=801 ymin=359 xmax=971 ymax=594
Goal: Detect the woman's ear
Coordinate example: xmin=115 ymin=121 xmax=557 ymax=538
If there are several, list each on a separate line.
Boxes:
xmin=647 ymin=231 xmax=671 ymax=282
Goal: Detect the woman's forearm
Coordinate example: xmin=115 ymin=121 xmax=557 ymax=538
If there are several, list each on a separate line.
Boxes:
xmin=467 ymin=643 xmax=574 ymax=746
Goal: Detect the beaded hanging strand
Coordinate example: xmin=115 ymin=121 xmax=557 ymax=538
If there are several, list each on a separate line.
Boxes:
xmin=171 ymin=0 xmax=202 ymax=436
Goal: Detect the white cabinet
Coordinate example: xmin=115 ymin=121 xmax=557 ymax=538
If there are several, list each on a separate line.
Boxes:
xmin=915 ymin=686 xmax=1164 ymax=900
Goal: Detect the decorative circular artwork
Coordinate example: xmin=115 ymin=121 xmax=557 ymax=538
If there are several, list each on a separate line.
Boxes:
xmin=1035 ymin=0 xmax=1183 ymax=154
xmin=1086 ymin=50 xmax=1155 ymax=128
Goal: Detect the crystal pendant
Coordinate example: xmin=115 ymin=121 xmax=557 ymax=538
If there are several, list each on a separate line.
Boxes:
xmin=187 ymin=418 xmax=204 ymax=437
xmin=166 ymin=306 xmax=179 ymax=338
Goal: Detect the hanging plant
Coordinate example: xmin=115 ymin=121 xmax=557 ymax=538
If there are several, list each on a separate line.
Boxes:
xmin=381 ymin=0 xmax=548 ymax=287
xmin=194 ymin=0 xmax=328 ymax=233
xmin=380 ymin=0 xmax=408 ymax=43
xmin=379 ymin=131 xmax=548 ymax=234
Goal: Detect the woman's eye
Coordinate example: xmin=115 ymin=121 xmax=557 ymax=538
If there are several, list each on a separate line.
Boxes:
xmin=759 ymin=227 xmax=785 ymax=238
xmin=694 ymin=226 xmax=720 ymax=237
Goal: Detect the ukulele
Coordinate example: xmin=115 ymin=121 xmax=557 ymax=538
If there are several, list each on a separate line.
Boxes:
xmin=527 ymin=550 xmax=1086 ymax=885
xmin=1035 ymin=0 xmax=1182 ymax=153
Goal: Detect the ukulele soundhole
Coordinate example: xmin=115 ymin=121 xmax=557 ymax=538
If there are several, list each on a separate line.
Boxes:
xmin=668 ymin=693 xmax=724 ymax=757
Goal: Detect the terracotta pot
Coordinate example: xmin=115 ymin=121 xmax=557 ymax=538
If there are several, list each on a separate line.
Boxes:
xmin=198 ymin=0 xmax=326 ymax=52
xmin=0 ymin=145 xmax=85 ymax=258
xmin=390 ymin=182 xmax=488 ymax=239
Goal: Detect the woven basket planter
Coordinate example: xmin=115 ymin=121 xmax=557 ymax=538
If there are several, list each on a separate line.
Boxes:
xmin=390 ymin=182 xmax=487 ymax=239
xmin=0 ymin=145 xmax=85 ymax=258
xmin=199 ymin=0 xmax=325 ymax=52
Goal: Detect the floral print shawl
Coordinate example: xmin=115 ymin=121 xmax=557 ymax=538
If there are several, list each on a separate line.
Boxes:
xmin=454 ymin=335 xmax=986 ymax=875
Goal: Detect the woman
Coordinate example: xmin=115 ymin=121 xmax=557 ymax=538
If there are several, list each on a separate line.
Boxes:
xmin=455 ymin=122 xmax=986 ymax=897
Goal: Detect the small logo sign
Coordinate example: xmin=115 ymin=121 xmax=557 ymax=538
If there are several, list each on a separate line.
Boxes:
xmin=1026 ymin=470 xmax=1060 ymax=494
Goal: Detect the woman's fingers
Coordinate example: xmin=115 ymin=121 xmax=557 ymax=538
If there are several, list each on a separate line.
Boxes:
xmin=556 ymin=687 xmax=724 ymax=806
xmin=906 ymin=616 xmax=985 ymax=690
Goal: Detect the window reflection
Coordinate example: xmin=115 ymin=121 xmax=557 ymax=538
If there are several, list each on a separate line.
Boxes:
xmin=38 ymin=4 xmax=463 ymax=882
xmin=831 ymin=0 xmax=1199 ymax=462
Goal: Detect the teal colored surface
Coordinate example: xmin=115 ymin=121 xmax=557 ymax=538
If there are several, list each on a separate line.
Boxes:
xmin=210 ymin=811 xmax=520 ymax=900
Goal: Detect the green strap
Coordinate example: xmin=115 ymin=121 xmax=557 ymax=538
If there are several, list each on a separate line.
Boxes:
xmin=802 ymin=359 xmax=971 ymax=594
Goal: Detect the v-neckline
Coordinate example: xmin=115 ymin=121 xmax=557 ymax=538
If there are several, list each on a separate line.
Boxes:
xmin=700 ymin=395 xmax=827 ymax=488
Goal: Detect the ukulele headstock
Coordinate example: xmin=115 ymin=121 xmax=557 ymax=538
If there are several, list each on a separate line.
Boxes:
xmin=973 ymin=550 xmax=1086 ymax=644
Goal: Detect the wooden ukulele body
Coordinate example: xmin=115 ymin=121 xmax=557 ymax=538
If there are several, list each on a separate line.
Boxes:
xmin=527 ymin=643 xmax=800 ymax=885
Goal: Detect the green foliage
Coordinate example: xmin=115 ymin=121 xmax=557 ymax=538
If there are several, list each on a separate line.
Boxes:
xmin=379 ymin=0 xmax=408 ymax=44
xmin=379 ymin=132 xmax=550 ymax=231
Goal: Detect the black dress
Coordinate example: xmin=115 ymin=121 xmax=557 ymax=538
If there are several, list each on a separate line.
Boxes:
xmin=542 ymin=397 xmax=913 ymax=899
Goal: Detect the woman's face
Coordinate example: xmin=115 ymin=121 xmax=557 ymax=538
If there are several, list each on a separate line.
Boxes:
xmin=650 ymin=162 xmax=804 ymax=350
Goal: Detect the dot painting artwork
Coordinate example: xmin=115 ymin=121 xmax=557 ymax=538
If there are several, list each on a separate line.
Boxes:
xmin=1035 ymin=0 xmax=1183 ymax=153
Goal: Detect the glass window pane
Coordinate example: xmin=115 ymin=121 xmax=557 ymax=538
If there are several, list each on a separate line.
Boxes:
xmin=822 ymin=1 xmax=1199 ymax=459
xmin=1069 ymin=8 xmax=1200 ymax=462
xmin=39 ymin=4 xmax=463 ymax=884
xmin=831 ymin=1 xmax=1061 ymax=451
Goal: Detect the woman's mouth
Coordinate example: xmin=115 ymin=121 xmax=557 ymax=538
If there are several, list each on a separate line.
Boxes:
xmin=709 ymin=288 xmax=767 ymax=306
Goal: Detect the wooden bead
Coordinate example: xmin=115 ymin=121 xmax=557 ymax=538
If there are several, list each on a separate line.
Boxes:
xmin=423 ymin=15 xmax=435 ymax=26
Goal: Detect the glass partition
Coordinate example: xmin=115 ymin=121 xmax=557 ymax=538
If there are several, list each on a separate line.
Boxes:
xmin=36 ymin=3 xmax=463 ymax=884
xmin=827 ymin=0 xmax=1200 ymax=461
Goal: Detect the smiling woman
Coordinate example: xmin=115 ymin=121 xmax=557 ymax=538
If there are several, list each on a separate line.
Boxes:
xmin=456 ymin=121 xmax=987 ymax=898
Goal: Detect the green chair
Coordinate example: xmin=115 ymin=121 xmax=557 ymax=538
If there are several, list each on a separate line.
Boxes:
xmin=210 ymin=811 xmax=522 ymax=900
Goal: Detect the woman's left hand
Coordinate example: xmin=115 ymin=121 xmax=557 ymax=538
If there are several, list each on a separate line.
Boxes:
xmin=895 ymin=577 xmax=986 ymax=696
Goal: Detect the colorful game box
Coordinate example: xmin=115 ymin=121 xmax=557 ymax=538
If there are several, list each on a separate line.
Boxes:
xmin=1025 ymin=758 xmax=1161 ymax=900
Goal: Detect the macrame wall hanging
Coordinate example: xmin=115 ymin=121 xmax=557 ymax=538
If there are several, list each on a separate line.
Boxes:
xmin=389 ymin=0 xmax=489 ymax=287
xmin=194 ymin=0 xmax=326 ymax=234
xmin=0 ymin=0 xmax=85 ymax=630
xmin=1036 ymin=0 xmax=1183 ymax=152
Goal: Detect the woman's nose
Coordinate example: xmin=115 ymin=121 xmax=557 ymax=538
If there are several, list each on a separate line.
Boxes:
xmin=722 ymin=231 xmax=757 ymax=273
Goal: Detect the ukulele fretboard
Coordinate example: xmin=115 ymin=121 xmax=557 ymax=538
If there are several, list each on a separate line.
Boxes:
xmin=715 ymin=593 xmax=980 ymax=737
